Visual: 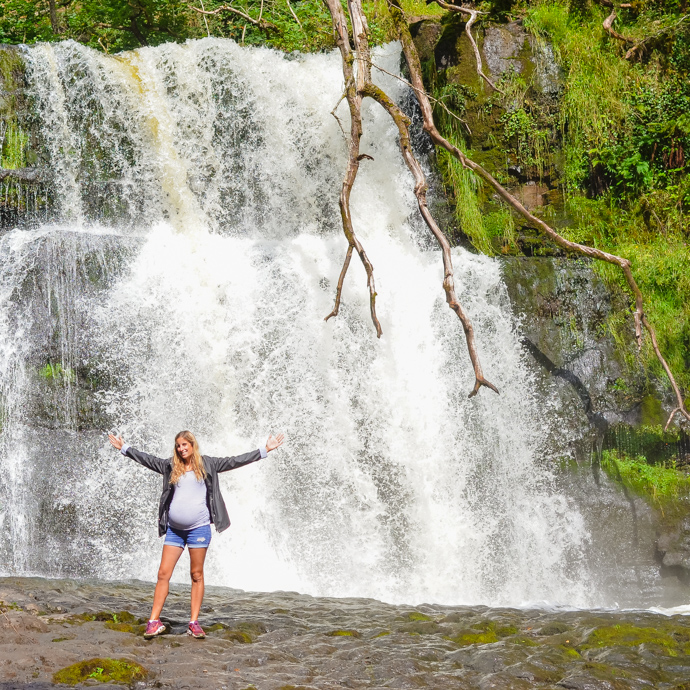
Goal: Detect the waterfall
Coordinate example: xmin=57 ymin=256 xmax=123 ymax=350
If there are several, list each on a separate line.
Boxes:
xmin=0 ymin=38 xmax=595 ymax=607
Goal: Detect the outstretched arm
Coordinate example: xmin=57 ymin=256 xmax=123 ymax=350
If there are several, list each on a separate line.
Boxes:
xmin=211 ymin=433 xmax=285 ymax=473
xmin=107 ymin=433 xmax=168 ymax=474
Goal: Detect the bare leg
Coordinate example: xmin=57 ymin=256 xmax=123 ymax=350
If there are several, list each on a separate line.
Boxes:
xmin=150 ymin=545 xmax=184 ymax=620
xmin=189 ymin=547 xmax=207 ymax=622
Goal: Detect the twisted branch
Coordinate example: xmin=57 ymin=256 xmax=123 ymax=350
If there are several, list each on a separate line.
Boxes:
xmin=387 ymin=0 xmax=689 ymax=425
xmin=323 ymin=0 xmax=382 ymax=336
xmin=429 ymin=1 xmax=504 ymax=94
xmin=190 ymin=4 xmax=277 ymax=30
xmin=603 ymin=8 xmax=634 ymax=44
xmin=286 ymin=0 xmax=303 ymax=29
xmin=323 ymin=0 xmax=498 ymax=395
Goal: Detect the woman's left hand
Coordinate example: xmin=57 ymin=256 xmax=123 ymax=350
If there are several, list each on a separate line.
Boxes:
xmin=108 ymin=433 xmax=124 ymax=451
xmin=265 ymin=433 xmax=285 ymax=452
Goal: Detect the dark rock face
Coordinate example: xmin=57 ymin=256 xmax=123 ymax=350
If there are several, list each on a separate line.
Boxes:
xmin=501 ymin=255 xmax=690 ymax=586
xmin=656 ymin=516 xmax=690 ymax=583
xmin=501 ymin=256 xmax=645 ymax=436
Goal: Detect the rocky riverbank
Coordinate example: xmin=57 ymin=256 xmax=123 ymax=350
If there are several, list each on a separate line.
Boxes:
xmin=0 ymin=577 xmax=688 ymax=689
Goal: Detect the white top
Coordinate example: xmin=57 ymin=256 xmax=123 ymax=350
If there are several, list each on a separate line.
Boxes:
xmin=167 ymin=470 xmax=211 ymax=531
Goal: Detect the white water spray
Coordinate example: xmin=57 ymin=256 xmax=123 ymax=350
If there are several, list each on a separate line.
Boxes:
xmin=0 ymin=38 xmax=596 ymax=606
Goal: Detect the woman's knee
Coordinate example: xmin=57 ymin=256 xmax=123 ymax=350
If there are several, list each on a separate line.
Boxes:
xmin=157 ymin=568 xmax=173 ymax=582
xmin=190 ymin=567 xmax=204 ymax=584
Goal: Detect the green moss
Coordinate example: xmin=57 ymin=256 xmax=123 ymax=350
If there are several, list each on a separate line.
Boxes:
xmin=1 ymin=120 xmax=28 ymax=170
xmin=398 ymin=620 xmax=440 ymax=634
xmin=601 ymin=449 xmax=690 ymax=508
xmin=205 ymin=623 xmax=227 ymax=633
xmin=52 ymin=658 xmax=148 ymax=686
xmin=224 ymin=630 xmax=253 ymax=643
xmin=51 ymin=637 xmax=72 ymax=642
xmin=510 ymin=635 xmax=539 ymax=646
xmin=104 ymin=621 xmax=141 ymax=633
xmin=219 ymin=621 xmax=267 ymax=643
xmin=557 ymin=644 xmax=581 ymax=659
xmin=581 ymin=624 xmax=687 ymax=655
xmin=405 ymin=611 xmax=433 ymax=622
xmin=449 ymin=630 xmax=499 ymax=645
xmin=39 ymin=363 xmax=76 ymax=384
xmin=539 ymin=622 xmax=569 ymax=635
xmin=325 ymin=629 xmax=362 ymax=638
xmin=373 ymin=630 xmax=391 ymax=637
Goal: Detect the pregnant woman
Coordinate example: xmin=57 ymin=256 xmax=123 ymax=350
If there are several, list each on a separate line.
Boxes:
xmin=108 ymin=429 xmax=284 ymax=639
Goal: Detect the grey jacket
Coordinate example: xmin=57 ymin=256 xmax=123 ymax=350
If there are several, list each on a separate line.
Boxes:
xmin=124 ymin=446 xmax=263 ymax=536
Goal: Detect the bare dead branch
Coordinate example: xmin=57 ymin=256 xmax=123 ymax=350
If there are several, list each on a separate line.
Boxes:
xmin=331 ymin=93 xmax=347 ymax=138
xmin=429 ymin=1 xmax=504 ymax=94
xmin=323 ymin=0 xmax=382 ymax=337
xmin=321 ymin=0 xmax=498 ymax=394
xmin=603 ymin=9 xmax=634 ymax=44
xmin=286 ymin=0 xmax=304 ymax=29
xmin=625 ymin=14 xmax=689 ymax=60
xmin=387 ymin=0 xmax=689 ymax=421
xmin=190 ymin=4 xmax=277 ymax=30
xmin=369 ymin=60 xmax=472 ymax=134
xmin=363 ymin=78 xmax=498 ymax=396
xmin=198 ymin=0 xmax=211 ymax=37
xmin=324 ymin=245 xmax=354 ymax=322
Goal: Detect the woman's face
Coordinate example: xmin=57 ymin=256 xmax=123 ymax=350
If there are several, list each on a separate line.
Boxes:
xmin=176 ymin=437 xmax=193 ymax=461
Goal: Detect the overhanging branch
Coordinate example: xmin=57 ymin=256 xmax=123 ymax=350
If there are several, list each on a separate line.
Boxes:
xmin=387 ymin=0 xmax=689 ymax=425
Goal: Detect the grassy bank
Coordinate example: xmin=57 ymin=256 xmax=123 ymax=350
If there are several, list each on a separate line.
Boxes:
xmin=601 ymin=448 xmax=690 ymax=510
xmin=523 ymin=1 xmax=690 ymax=392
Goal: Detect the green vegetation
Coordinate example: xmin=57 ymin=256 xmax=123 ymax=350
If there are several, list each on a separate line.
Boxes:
xmin=208 ymin=620 xmax=267 ymax=642
xmin=0 ymin=0 xmax=441 ymax=54
xmin=581 ymin=623 xmax=690 ymax=655
xmin=601 ymin=448 xmax=690 ymax=508
xmin=325 ymin=628 xmax=362 ymax=637
xmin=52 ymin=657 xmax=148 ymax=685
xmin=418 ymin=1 xmax=690 ymax=395
xmin=522 ymin=1 xmax=690 ymax=390
xmin=447 ymin=620 xmax=518 ymax=646
xmin=38 ymin=362 xmax=76 ymax=383
xmin=1 ymin=120 xmax=27 ymax=169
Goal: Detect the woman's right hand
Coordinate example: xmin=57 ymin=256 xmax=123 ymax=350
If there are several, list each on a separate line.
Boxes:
xmin=108 ymin=433 xmax=124 ymax=451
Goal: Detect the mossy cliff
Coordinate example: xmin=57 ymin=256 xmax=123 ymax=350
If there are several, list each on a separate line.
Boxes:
xmin=407 ymin=2 xmax=690 ymax=581
xmin=0 ymin=46 xmax=50 ymax=227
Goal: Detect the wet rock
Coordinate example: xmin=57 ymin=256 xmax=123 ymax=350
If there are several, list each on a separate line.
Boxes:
xmin=656 ymin=516 xmax=690 ymax=582
xmin=410 ymin=19 xmax=444 ymax=63
xmin=1 ymin=577 xmax=690 ymax=689
xmin=501 ymin=256 xmax=648 ymax=453
xmin=558 ymin=677 xmax=615 ymax=690
xmin=483 ymin=21 xmax=531 ymax=80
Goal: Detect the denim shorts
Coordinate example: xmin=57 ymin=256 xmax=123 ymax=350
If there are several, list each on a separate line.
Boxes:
xmin=164 ymin=524 xmax=212 ymax=549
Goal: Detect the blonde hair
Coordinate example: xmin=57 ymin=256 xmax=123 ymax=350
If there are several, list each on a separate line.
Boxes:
xmin=169 ymin=430 xmax=207 ymax=485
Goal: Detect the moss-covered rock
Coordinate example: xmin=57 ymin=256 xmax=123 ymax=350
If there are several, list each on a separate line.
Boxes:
xmin=580 ymin=623 xmax=690 ymax=656
xmin=214 ymin=620 xmax=267 ymax=643
xmin=52 ymin=657 xmax=148 ymax=685
xmin=325 ymin=629 xmax=362 ymax=638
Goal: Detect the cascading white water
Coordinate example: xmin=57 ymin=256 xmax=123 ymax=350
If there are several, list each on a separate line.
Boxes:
xmin=0 ymin=38 xmax=597 ymax=606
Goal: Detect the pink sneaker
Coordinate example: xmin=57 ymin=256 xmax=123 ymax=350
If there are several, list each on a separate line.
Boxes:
xmin=187 ymin=620 xmax=205 ymax=639
xmin=143 ymin=619 xmax=166 ymax=639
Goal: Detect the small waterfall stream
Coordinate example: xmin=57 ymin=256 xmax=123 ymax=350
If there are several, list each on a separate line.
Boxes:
xmin=0 ymin=38 xmax=610 ymax=607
